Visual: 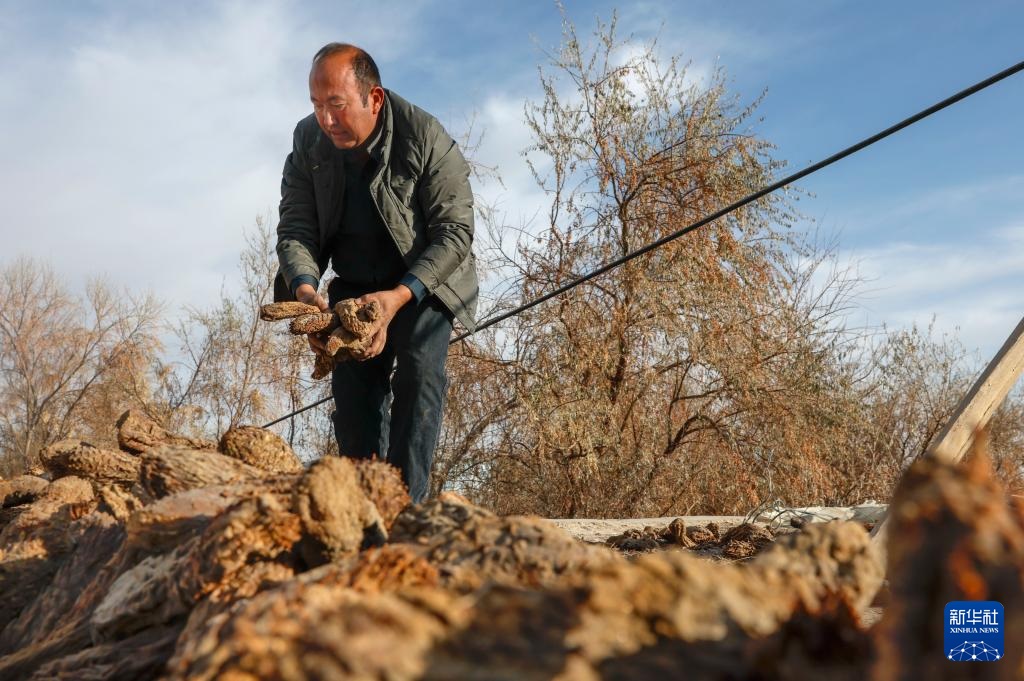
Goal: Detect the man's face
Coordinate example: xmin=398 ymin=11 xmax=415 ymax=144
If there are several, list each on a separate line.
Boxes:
xmin=309 ymin=55 xmax=384 ymax=149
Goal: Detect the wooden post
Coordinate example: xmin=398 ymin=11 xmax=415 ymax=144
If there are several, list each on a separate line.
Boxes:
xmin=926 ymin=316 xmax=1024 ymax=464
xmin=871 ymin=316 xmax=1024 ymax=547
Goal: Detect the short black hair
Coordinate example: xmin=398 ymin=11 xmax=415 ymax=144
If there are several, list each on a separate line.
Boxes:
xmin=311 ymin=43 xmax=381 ymax=105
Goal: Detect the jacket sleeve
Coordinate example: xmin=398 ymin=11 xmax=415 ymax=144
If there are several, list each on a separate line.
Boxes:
xmin=407 ymin=126 xmax=474 ymax=293
xmin=276 ymin=123 xmax=322 ymax=295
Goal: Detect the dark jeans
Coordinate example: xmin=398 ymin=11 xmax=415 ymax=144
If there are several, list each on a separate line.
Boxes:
xmin=328 ymin=279 xmax=453 ymax=503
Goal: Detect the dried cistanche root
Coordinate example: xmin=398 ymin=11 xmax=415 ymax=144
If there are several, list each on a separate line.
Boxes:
xmin=219 ymin=426 xmax=304 ymax=475
xmin=328 ymin=300 xmax=381 ymax=363
xmin=259 ymin=301 xmax=322 ymax=321
xmin=3 ymin=404 xmax=1023 ymax=680
xmin=289 ymin=313 xmax=339 ymax=335
xmin=335 ymin=299 xmax=380 ymax=337
xmin=117 ymin=409 xmax=218 ymax=455
xmin=605 ymin=519 xmax=776 ymax=560
xmin=325 ymin=326 xmax=361 ymax=357
xmin=260 ymin=293 xmax=383 ymax=379
xmin=312 ymin=351 xmax=335 ymax=381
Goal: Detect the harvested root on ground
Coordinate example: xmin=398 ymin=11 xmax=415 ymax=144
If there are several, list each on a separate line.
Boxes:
xmin=292 ymin=457 xmax=387 ymax=566
xmin=390 ymin=492 xmax=617 ymax=591
xmin=354 ymin=458 xmax=411 ymax=530
xmin=606 ymin=520 xmax=776 ymax=559
xmin=218 ymin=425 xmax=304 ymax=474
xmin=95 ymin=484 xmax=143 ymax=522
xmin=116 ymin=410 xmax=217 ymax=455
xmin=325 ymin=324 xmax=374 ymax=361
xmin=40 ymin=439 xmax=141 ymax=487
xmin=124 ymin=476 xmax=297 ymax=553
xmin=166 ymin=580 xmax=463 ymax=681
xmin=2 ymin=410 xmax=1023 ymax=680
xmin=873 ymin=437 xmax=1024 ymax=680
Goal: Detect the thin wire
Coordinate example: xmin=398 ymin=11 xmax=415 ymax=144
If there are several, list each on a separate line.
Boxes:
xmin=263 ymin=58 xmax=1024 ymax=429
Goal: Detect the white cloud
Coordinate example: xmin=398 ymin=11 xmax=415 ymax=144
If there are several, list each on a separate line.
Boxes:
xmin=613 ymin=2 xmax=790 ymax=66
xmin=611 ymin=40 xmax=712 ymax=102
xmin=834 ymin=225 xmax=1024 ymax=356
xmin=450 ymin=92 xmax=551 ymax=310
xmin=473 ymin=97 xmax=549 ymax=227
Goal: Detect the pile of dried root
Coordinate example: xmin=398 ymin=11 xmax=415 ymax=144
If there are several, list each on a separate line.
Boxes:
xmin=0 ymin=410 xmax=1020 ymax=680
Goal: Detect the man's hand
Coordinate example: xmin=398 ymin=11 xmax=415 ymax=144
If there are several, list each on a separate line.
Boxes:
xmin=351 ymin=285 xmax=414 ymax=360
xmin=295 ymin=283 xmax=330 ymax=353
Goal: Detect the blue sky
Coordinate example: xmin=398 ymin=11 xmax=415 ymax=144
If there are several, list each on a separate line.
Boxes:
xmin=1 ymin=0 xmax=1021 ymax=355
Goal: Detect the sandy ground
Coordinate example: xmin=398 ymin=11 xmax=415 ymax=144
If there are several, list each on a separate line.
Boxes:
xmin=551 ymin=505 xmax=887 ymax=544
xmin=551 ymin=516 xmax=747 ymax=543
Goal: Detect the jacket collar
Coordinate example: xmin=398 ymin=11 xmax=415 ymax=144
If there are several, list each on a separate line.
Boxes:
xmin=375 ymin=90 xmax=395 ymax=166
xmin=365 ymin=91 xmax=394 ymax=184
xmin=364 ymin=97 xmax=387 ymax=162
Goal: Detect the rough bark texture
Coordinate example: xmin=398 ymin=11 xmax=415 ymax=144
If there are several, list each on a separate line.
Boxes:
xmin=92 ymin=494 xmax=302 ymax=642
xmin=258 ymin=301 xmax=321 ymax=321
xmin=311 ymin=351 xmax=335 ymax=380
xmin=138 ymin=446 xmax=264 ymax=500
xmin=0 ymin=475 xmax=49 ymax=508
xmin=324 ymin=300 xmax=381 ymax=361
xmin=166 ymin=582 xmax=462 ymax=681
xmin=218 ymin=426 xmax=304 ymax=474
xmin=125 ymin=480 xmax=294 ymax=553
xmin=289 ymin=312 xmax=338 ymax=335
xmin=164 ymin=517 xmax=880 ymax=681
xmin=31 ymin=625 xmax=182 ymax=681
xmin=583 ymin=597 xmax=873 ymax=681
xmin=606 ymin=520 xmax=775 ymax=558
xmin=40 ymin=439 xmax=141 ymax=486
xmin=116 ymin=410 xmax=217 ymax=456
xmin=2 ymin=415 xmax=1022 ymax=680
xmin=354 ymin=458 xmax=411 ymax=530
xmin=0 ymin=507 xmax=111 ymax=647
xmin=335 ymin=298 xmax=381 ymax=337
xmin=0 ymin=511 xmax=124 ymax=654
xmin=427 ymin=519 xmax=881 ymax=679
xmin=262 ymin=297 xmax=382 ymax=378
xmin=389 ymin=492 xmax=617 ymax=592
xmin=344 ymin=544 xmax=441 ymax=593
xmin=325 ymin=324 xmax=371 ymax=360
xmin=873 ymin=447 xmax=1024 ymax=681
xmin=95 ymin=484 xmax=143 ymax=522
xmin=292 ymin=456 xmax=387 ymax=566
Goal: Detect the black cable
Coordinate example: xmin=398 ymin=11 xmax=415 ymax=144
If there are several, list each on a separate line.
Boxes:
xmin=263 ymin=58 xmax=1024 ymax=429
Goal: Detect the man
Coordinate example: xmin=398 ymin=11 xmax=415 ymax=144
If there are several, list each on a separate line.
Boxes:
xmin=274 ymin=43 xmax=478 ymax=503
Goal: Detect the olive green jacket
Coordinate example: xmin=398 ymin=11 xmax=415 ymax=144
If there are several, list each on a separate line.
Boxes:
xmin=274 ymin=90 xmax=478 ymax=331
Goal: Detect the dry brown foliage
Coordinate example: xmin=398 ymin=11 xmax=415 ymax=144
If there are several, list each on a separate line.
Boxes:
xmin=432 ymin=14 xmax=1024 ymax=517
xmin=0 ymin=258 xmax=160 ymax=477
